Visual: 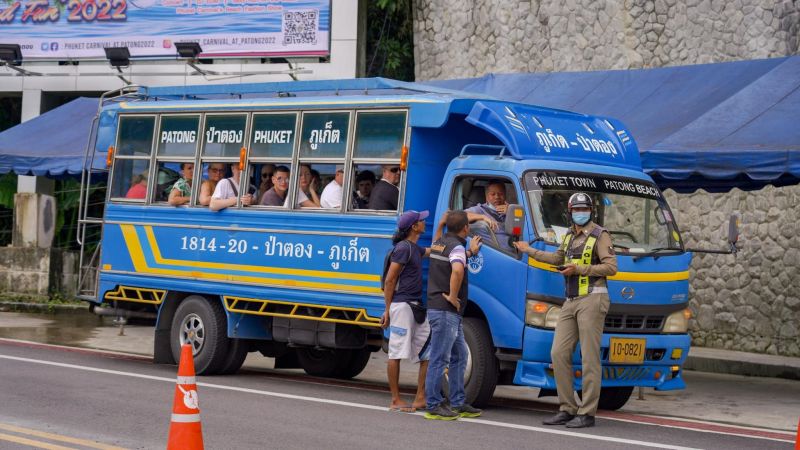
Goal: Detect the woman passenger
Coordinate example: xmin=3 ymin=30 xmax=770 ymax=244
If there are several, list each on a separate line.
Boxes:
xmin=198 ymin=162 xmax=226 ymax=206
xmin=168 ymin=162 xmax=194 ymax=206
xmin=125 ymin=173 xmax=148 ymax=199
xmin=296 ymin=164 xmax=321 ymax=207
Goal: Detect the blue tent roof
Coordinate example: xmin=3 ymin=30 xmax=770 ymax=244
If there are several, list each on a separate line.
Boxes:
xmin=424 ymin=57 xmax=800 ymax=192
xmin=0 ymin=97 xmax=98 ymax=177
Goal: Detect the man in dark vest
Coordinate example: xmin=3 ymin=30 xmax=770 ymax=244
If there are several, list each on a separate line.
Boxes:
xmin=423 ymin=210 xmax=483 ymax=421
xmin=515 ymin=192 xmax=617 ymax=428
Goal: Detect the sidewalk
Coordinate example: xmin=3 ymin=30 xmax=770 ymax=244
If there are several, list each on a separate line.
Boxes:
xmin=686 ymin=346 xmax=800 ymax=380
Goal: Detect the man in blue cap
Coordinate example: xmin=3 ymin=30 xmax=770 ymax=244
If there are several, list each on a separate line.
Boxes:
xmin=381 ymin=209 xmax=446 ymax=412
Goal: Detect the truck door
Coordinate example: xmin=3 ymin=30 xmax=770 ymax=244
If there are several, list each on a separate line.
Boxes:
xmin=449 ymin=175 xmax=528 ymax=349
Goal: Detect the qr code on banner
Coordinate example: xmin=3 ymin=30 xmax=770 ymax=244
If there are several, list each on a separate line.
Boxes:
xmin=283 ymin=9 xmax=318 ymax=46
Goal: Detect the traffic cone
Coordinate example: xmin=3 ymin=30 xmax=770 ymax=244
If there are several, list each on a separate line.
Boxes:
xmin=795 ymin=417 xmax=799 ymax=450
xmin=167 ymin=344 xmax=204 ymax=450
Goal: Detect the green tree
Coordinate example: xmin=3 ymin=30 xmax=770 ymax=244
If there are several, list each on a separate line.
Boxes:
xmin=0 ymin=174 xmax=15 ymax=246
xmin=366 ymin=0 xmax=414 ymax=81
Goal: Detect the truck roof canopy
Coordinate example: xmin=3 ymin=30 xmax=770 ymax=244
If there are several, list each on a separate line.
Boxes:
xmin=0 ymin=78 xmax=639 ymax=176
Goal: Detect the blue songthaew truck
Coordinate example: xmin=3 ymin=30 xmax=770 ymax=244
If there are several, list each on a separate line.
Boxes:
xmin=77 ymin=78 xmax=737 ymax=410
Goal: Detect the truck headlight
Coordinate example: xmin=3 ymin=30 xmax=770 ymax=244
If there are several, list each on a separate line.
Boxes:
xmin=663 ymin=308 xmax=691 ymax=333
xmin=526 ymin=300 xmax=561 ymax=329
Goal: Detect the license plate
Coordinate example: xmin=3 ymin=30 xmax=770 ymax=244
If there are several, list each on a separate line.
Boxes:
xmin=609 ymin=338 xmax=646 ymax=364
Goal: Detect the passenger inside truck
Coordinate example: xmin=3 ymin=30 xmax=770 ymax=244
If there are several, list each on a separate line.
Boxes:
xmin=453 ymin=177 xmax=518 ymax=254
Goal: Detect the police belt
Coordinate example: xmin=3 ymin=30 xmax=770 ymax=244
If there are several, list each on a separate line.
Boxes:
xmin=565 ymin=286 xmax=608 ymax=301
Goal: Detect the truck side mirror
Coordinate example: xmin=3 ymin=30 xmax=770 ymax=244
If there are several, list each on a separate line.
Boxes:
xmin=504 ymin=204 xmax=526 ymax=240
xmin=728 ymin=214 xmax=740 ymax=252
xmin=687 ymin=213 xmax=741 ymax=256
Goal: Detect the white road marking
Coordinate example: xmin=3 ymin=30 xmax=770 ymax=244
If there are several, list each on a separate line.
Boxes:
xmin=600 ymin=416 xmax=795 ymax=443
xmin=0 ymin=353 xmax=700 ymax=449
xmin=1 ymin=340 xmax=794 ymax=443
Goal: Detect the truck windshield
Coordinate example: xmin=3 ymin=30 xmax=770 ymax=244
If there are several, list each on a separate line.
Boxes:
xmin=523 ymin=171 xmax=683 ymax=255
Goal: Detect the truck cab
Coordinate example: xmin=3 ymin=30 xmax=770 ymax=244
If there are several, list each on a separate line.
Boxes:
xmin=423 ymin=100 xmax=692 ymax=409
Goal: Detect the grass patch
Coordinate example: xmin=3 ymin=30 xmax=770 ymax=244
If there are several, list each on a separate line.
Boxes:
xmin=0 ymin=292 xmax=86 ymax=313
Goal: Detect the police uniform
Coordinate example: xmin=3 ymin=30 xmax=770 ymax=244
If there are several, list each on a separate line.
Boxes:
xmin=526 ymin=221 xmax=617 ymax=418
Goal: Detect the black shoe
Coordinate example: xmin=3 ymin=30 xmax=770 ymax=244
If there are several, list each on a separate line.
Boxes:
xmin=565 ymin=415 xmax=595 ymax=428
xmin=424 ymin=405 xmax=459 ymax=421
xmin=452 ymin=404 xmax=482 ymax=418
xmin=542 ymin=411 xmax=575 ymax=425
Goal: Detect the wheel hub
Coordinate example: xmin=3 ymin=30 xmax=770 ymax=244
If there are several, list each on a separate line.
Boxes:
xmin=179 ymin=313 xmax=205 ymax=356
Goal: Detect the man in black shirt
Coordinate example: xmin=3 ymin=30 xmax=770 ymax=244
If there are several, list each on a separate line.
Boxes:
xmin=424 ymin=211 xmax=483 ymax=421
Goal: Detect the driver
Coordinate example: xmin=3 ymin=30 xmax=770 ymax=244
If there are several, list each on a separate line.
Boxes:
xmin=513 ymin=192 xmax=617 ymax=429
xmin=465 ymin=180 xmax=513 ymax=251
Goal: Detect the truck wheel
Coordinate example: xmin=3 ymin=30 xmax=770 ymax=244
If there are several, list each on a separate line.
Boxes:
xmin=333 ymin=348 xmax=372 ymax=379
xmin=170 ymin=296 xmax=229 ymax=375
xmin=598 ymin=386 xmax=634 ymax=411
xmin=217 ymin=338 xmax=249 ymax=375
xmin=462 ymin=317 xmax=498 ymax=408
xmin=296 ymin=348 xmax=340 ymax=377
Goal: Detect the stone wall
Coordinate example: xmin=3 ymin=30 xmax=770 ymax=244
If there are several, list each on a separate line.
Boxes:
xmin=0 ymin=247 xmax=79 ymax=299
xmin=413 ymin=0 xmax=800 ymax=80
xmin=663 ymin=185 xmax=799 ymax=357
xmin=412 ymin=0 xmax=800 ymax=356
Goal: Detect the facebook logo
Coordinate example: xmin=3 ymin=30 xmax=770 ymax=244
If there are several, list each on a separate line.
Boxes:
xmin=50 ymin=42 xmax=58 ymax=51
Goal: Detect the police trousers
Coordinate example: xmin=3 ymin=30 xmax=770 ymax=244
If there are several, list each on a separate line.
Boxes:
xmin=551 ymin=292 xmax=610 ymax=416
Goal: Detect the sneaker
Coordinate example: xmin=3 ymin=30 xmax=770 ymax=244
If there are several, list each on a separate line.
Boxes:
xmin=424 ymin=405 xmax=459 ymax=421
xmin=452 ymin=404 xmax=482 ymax=418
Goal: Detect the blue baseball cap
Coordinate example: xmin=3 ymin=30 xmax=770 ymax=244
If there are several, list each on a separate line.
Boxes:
xmin=397 ymin=210 xmax=429 ymax=231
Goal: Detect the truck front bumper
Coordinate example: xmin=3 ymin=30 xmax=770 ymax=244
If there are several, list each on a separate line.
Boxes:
xmin=513 ymin=325 xmax=691 ymax=391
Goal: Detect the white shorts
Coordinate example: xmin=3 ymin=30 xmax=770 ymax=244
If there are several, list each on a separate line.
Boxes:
xmin=388 ymin=302 xmax=430 ymax=363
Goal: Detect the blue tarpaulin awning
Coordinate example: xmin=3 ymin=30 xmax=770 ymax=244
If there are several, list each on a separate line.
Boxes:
xmin=0 ymin=97 xmax=98 ymax=177
xmin=2 ymin=58 xmax=798 ymax=192
xmin=424 ymin=57 xmax=800 ymax=192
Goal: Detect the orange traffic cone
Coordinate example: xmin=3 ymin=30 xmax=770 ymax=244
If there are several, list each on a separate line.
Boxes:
xmin=795 ymin=417 xmax=799 ymax=450
xmin=167 ymin=344 xmax=204 ymax=450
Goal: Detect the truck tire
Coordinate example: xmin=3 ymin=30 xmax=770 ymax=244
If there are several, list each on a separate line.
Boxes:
xmin=170 ymin=296 xmax=229 ymax=375
xmin=217 ymin=338 xmax=249 ymax=375
xmin=597 ymin=386 xmax=634 ymax=411
xmin=462 ymin=317 xmax=498 ymax=408
xmin=296 ymin=348 xmax=341 ymax=377
xmin=333 ymin=348 xmax=372 ymax=379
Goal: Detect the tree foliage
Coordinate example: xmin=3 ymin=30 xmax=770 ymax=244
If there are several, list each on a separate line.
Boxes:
xmin=365 ymin=0 xmax=414 ymax=81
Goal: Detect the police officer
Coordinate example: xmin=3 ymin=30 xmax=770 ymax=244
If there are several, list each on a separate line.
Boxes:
xmin=514 ymin=193 xmax=617 ymax=428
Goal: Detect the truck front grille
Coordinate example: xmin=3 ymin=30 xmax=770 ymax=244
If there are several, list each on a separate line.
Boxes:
xmin=604 ymin=313 xmax=664 ymax=333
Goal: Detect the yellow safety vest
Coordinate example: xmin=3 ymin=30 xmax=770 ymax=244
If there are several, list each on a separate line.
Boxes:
xmin=560 ymin=227 xmax=602 ymax=297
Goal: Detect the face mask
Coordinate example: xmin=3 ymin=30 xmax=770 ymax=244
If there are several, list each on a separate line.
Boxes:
xmin=572 ymin=212 xmax=591 ymax=226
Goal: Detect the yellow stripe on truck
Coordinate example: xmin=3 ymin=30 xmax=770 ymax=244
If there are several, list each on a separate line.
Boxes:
xmin=527 ymin=257 xmax=689 ymax=282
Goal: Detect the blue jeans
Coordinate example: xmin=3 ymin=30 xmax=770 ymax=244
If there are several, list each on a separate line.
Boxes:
xmin=425 ymin=309 xmax=468 ymax=410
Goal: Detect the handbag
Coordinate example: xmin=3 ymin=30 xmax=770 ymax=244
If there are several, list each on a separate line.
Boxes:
xmin=408 ymin=301 xmax=427 ymax=324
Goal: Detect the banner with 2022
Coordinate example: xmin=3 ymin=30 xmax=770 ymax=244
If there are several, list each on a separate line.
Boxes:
xmin=0 ymin=0 xmax=330 ymax=59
